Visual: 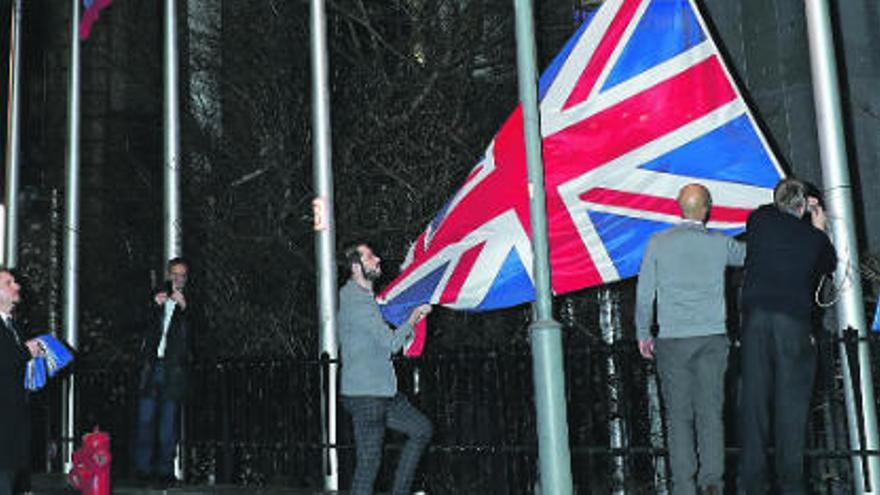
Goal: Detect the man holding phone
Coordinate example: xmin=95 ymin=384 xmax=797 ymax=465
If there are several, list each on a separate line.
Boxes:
xmin=739 ymin=179 xmax=836 ymax=494
xmin=133 ymin=258 xmax=192 ymax=487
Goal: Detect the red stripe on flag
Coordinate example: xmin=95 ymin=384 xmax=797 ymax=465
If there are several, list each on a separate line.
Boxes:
xmin=579 ymin=188 xmax=752 ymax=223
xmin=547 ymin=57 xmax=736 ymax=175
xmin=563 ymin=0 xmax=643 ymax=110
xmin=545 ymin=57 xmax=736 ymax=294
xmin=438 ymin=242 xmax=485 ymax=304
xmin=404 ymin=318 xmax=428 ymax=357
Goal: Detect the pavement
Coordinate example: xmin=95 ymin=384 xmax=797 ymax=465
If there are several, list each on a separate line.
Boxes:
xmin=32 ymin=474 xmax=333 ymax=494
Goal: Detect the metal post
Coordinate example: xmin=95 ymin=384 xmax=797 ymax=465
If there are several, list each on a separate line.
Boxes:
xmin=62 ymin=0 xmax=82 ymax=473
xmin=310 ymin=0 xmax=339 ymax=490
xmin=512 ymin=0 xmax=574 ymax=493
xmin=50 ymin=189 xmax=61 ymax=334
xmin=3 ymin=0 xmax=22 ymax=268
xmin=647 ymin=370 xmax=668 ymax=494
xmin=804 ymin=0 xmax=880 ymax=492
xmin=163 ymin=0 xmax=185 ymax=480
xmin=164 ymin=0 xmax=182 ymax=261
xmin=600 ymin=288 xmax=626 ymax=495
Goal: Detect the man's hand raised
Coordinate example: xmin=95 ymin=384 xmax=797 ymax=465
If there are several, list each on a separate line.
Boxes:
xmin=406 ymin=304 xmax=432 ymax=327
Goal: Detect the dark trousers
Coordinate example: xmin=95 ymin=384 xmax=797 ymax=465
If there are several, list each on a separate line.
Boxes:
xmin=342 ymin=394 xmax=433 ymax=495
xmin=134 ymin=362 xmax=179 ymax=477
xmin=655 ymin=334 xmax=729 ymax=494
xmin=739 ymin=309 xmax=816 ymax=494
xmin=0 ymin=470 xmax=12 ymax=495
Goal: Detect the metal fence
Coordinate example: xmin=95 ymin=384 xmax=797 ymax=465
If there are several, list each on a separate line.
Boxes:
xmin=30 ymin=329 xmax=880 ymax=494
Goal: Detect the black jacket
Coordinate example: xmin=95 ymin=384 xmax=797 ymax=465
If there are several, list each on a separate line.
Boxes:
xmin=138 ymin=293 xmax=193 ymax=402
xmin=742 ymin=204 xmax=837 ymax=319
xmin=0 ymin=318 xmax=31 ymax=469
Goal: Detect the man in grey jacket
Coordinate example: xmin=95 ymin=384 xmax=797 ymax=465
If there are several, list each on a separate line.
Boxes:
xmin=339 ymin=243 xmax=432 ymax=495
xmin=635 ymin=184 xmax=745 ymax=495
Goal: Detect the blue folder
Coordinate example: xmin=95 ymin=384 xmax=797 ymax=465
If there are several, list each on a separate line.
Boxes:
xmin=24 ymin=334 xmax=74 ymax=391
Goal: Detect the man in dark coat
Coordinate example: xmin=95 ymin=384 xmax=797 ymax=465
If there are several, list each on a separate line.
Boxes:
xmin=0 ymin=269 xmax=42 ymax=495
xmin=133 ymin=258 xmax=192 ymax=485
xmin=739 ymin=179 xmax=837 ymax=494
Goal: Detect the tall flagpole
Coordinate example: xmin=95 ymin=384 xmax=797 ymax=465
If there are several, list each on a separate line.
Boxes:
xmin=164 ymin=0 xmax=182 ymax=261
xmin=310 ymin=0 xmax=339 ymax=490
xmin=3 ymin=0 xmax=23 ymax=268
xmin=512 ymin=0 xmax=574 ymax=493
xmin=62 ymin=0 xmax=82 ymax=472
xmin=163 ymin=0 xmax=184 ymax=480
xmin=804 ymin=1 xmax=880 ymax=492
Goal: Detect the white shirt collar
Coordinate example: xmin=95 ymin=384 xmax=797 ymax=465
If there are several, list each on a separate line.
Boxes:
xmin=679 ymin=218 xmax=705 ymax=227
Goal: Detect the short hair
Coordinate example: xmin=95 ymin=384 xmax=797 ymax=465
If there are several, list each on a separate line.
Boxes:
xmin=167 ymin=257 xmax=188 ymax=272
xmin=773 ymin=179 xmax=807 ymax=216
xmin=341 ymin=243 xmax=367 ymax=278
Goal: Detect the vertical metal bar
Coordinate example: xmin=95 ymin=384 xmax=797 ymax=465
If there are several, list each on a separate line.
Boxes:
xmin=48 ymin=188 xmax=61 ymax=474
xmin=62 ymin=0 xmax=82 ymax=473
xmin=310 ymin=0 xmax=339 ymax=490
xmin=163 ymin=0 xmax=185 ymax=479
xmin=3 ymin=0 xmax=22 ymax=268
xmin=512 ymin=0 xmax=573 ymax=493
xmin=647 ymin=370 xmax=668 ymax=495
xmin=164 ymin=0 xmax=182 ymax=261
xmin=803 ymin=1 xmax=880 ymax=492
xmin=50 ymin=189 xmax=61 ymax=334
xmin=600 ymin=288 xmax=626 ymax=495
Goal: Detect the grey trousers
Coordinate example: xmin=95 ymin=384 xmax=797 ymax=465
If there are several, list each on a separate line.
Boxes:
xmin=655 ymin=334 xmax=729 ymax=495
xmin=343 ymin=393 xmax=433 ymax=495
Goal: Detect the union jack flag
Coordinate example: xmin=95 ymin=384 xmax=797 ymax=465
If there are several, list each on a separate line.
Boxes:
xmin=378 ymin=0 xmax=784 ymax=330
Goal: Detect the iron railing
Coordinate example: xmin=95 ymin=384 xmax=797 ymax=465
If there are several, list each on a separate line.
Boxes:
xmin=31 ymin=331 xmax=880 ymax=493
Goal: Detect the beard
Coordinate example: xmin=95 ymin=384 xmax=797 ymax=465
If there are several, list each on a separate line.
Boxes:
xmin=363 ymin=266 xmax=382 ymax=281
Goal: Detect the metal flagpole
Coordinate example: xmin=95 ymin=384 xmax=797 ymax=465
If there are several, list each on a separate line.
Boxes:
xmin=164 ymin=0 xmax=182 ymax=261
xmin=512 ymin=0 xmax=574 ymax=493
xmin=163 ymin=0 xmax=185 ymax=480
xmin=803 ymin=0 xmax=880 ymax=492
xmin=310 ymin=0 xmax=339 ymax=490
xmin=3 ymin=0 xmax=22 ymax=268
xmin=62 ymin=0 xmax=82 ymax=473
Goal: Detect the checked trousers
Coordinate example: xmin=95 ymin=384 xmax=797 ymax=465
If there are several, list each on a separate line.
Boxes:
xmin=343 ymin=393 xmax=433 ymax=495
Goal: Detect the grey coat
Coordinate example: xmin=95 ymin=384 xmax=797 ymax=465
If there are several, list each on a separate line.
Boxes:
xmin=635 ymin=220 xmax=745 ymax=341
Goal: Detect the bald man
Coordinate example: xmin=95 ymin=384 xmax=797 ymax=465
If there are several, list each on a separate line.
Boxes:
xmin=635 ymin=183 xmax=745 ymax=495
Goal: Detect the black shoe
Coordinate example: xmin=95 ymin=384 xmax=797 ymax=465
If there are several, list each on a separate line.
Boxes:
xmin=157 ymin=474 xmax=179 ymax=489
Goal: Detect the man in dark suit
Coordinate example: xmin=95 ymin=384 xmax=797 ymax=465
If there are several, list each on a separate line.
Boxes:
xmin=739 ymin=179 xmax=837 ymax=494
xmin=133 ymin=258 xmax=192 ymax=486
xmin=0 ymin=269 xmax=42 ymax=495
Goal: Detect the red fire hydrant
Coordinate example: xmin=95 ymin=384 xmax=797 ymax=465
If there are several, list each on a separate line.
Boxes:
xmin=68 ymin=427 xmax=111 ymax=495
